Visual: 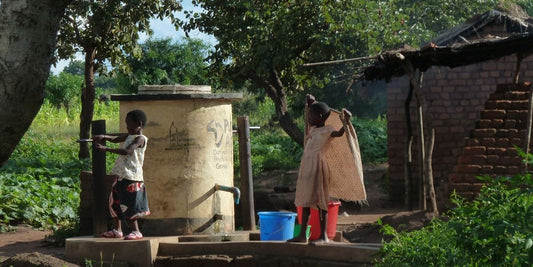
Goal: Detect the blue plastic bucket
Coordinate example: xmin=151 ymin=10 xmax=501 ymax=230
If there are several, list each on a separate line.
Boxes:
xmin=258 ymin=211 xmax=297 ymax=241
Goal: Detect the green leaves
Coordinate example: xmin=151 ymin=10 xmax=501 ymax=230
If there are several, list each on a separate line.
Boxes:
xmin=115 ymin=37 xmax=212 ymax=93
xmin=0 ymin=104 xmax=94 ymax=231
xmin=376 ymin=171 xmax=533 ymax=266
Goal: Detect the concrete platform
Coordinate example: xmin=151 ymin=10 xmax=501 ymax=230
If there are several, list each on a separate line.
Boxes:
xmin=65 ymin=232 xmax=381 ymax=266
xmin=157 ymin=241 xmax=381 ymax=266
xmin=65 ymin=236 xmax=179 ymax=266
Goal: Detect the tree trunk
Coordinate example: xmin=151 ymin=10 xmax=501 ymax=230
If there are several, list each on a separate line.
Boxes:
xmin=79 ymin=47 xmax=97 ymax=159
xmin=0 ymin=0 xmax=72 ymax=166
xmin=252 ymin=71 xmax=304 ymax=146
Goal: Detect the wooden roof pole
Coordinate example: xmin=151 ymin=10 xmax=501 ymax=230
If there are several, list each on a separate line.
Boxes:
xmin=396 ymin=53 xmax=439 ymax=214
xmin=404 ymin=82 xmax=415 ymax=210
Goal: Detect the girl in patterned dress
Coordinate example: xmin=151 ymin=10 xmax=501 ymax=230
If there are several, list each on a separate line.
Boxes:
xmin=289 ymin=95 xmax=351 ymax=244
xmin=93 ymin=109 xmax=150 ymax=240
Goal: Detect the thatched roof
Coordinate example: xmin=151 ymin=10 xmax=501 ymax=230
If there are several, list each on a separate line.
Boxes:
xmin=363 ymin=32 xmax=533 ymax=82
xmin=361 ymin=7 xmax=533 ymax=82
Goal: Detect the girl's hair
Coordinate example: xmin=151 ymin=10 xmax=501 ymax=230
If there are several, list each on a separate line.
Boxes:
xmin=309 ymin=102 xmax=331 ymax=119
xmin=127 ymin=109 xmax=147 ymax=127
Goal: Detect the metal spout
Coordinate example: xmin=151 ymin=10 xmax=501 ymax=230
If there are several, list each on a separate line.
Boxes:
xmin=214 ymin=184 xmax=241 ymax=205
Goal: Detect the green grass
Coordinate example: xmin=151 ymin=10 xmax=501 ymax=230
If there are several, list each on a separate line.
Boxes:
xmin=0 ymin=101 xmax=119 ymax=233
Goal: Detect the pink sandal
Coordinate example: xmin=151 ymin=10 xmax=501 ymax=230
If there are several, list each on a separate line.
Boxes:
xmin=124 ymin=231 xmax=143 ymax=240
xmin=101 ymin=229 xmax=123 ymax=238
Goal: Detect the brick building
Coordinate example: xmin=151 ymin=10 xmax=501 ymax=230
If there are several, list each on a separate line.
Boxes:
xmin=362 ymin=8 xmax=533 ymax=208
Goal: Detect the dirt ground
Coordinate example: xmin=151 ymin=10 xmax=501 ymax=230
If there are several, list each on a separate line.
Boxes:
xmin=0 ymin=163 xmax=436 ymax=266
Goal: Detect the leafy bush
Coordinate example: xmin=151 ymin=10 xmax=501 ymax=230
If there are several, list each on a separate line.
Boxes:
xmin=376 ymin=173 xmax=533 ymax=266
xmin=0 ymin=100 xmax=117 ymax=232
xmin=45 ymin=73 xmax=83 ymax=114
xmin=352 ymin=115 xmax=388 ymax=164
xmin=250 ymin=130 xmax=302 ymax=175
xmin=0 ymin=131 xmax=88 ymax=230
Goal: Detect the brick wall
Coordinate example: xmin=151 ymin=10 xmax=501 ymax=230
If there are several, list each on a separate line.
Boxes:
xmin=385 ymin=54 xmax=533 ymax=206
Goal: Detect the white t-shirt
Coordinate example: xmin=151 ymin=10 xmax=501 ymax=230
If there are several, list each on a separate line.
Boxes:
xmin=110 ymin=135 xmax=147 ymax=181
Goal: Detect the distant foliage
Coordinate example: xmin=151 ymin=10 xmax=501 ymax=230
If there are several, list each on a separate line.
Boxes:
xmin=352 ymin=115 xmax=388 ymax=164
xmin=45 ymin=72 xmax=83 ymax=114
xmin=115 ymin=38 xmax=211 ymax=94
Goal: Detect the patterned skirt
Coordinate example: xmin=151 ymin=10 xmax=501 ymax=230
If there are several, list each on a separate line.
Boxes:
xmin=109 ymin=178 xmax=150 ymax=220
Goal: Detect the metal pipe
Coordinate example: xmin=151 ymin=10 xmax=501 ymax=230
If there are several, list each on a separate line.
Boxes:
xmin=214 ymin=184 xmax=241 ymax=205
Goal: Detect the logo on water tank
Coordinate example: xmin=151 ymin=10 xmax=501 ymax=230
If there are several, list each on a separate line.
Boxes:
xmin=207 ymin=119 xmax=232 ymax=148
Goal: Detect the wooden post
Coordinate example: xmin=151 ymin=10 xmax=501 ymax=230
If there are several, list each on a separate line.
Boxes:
xmin=414 ymin=73 xmax=426 ymax=211
xmin=404 ymin=83 xmax=414 ymax=210
xmin=398 ymin=55 xmax=438 ymax=214
xmin=525 ymin=85 xmax=533 ymax=173
xmin=91 ymin=120 xmax=107 ymax=236
xmin=237 ymin=116 xmax=256 ymax=230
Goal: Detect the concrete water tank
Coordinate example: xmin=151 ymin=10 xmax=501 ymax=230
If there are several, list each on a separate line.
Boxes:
xmin=111 ymin=85 xmax=242 ymax=236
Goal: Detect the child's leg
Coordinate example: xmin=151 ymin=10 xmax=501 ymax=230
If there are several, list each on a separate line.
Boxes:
xmin=287 ymin=207 xmax=310 ymax=242
xmin=101 ymin=218 xmax=123 ymax=238
xmin=315 ymin=208 xmax=329 ymax=243
xmin=129 ymin=219 xmax=140 ymax=232
xmin=124 ymin=219 xmax=143 ymax=240
xmin=115 ymin=218 xmax=122 ymax=232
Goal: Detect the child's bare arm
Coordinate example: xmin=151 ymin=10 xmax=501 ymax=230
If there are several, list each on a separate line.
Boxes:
xmin=330 ymin=109 xmax=352 ymax=138
xmin=306 ymin=94 xmax=317 ymax=107
xmin=331 ymin=127 xmax=345 ymax=137
xmin=96 ymin=136 xmax=145 ymax=155
xmin=93 ymin=134 xmax=128 ymax=143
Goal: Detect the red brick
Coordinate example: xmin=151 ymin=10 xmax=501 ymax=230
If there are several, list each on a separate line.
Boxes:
xmin=511 ymin=156 xmax=523 ymax=165
xmin=449 ymin=173 xmax=465 ymax=183
xmin=473 ymin=128 xmax=496 ymax=137
xmin=486 ymin=155 xmax=499 ymax=165
xmin=508 ymin=129 xmax=523 ymax=138
xmin=454 ymin=164 xmax=481 ymax=173
xmin=481 ymin=110 xmax=506 ymax=119
xmin=507 ymin=91 xmax=529 ymax=100
xmin=490 ymin=119 xmax=504 ymax=128
xmin=507 ymin=147 xmax=518 ymax=156
xmin=508 ymin=166 xmax=521 ymax=174
xmin=458 ymin=155 xmax=471 ymax=164
xmin=476 ymin=119 xmax=491 ymax=128
xmin=481 ymin=138 xmax=496 ymax=146
xmin=463 ymin=146 xmax=486 ymax=155
xmin=496 ymin=138 xmax=510 ymax=147
xmin=481 ymin=165 xmax=494 ymax=173
xmin=467 ymin=138 xmax=479 ymax=146
xmin=499 ymin=156 xmax=511 ymax=165
xmin=513 ymin=100 xmax=530 ymax=109
xmin=494 ymin=165 xmax=508 ymax=174
xmin=471 ymin=155 xmax=487 ymax=165
xmin=503 ymin=119 xmax=516 ymax=128
xmin=510 ymin=138 xmax=523 ymax=146
xmin=487 ymin=147 xmax=507 ymax=155
xmin=451 ymin=183 xmax=472 ymax=192
xmin=451 ymin=126 xmax=465 ymax=133
xmin=508 ymin=110 xmax=528 ymax=120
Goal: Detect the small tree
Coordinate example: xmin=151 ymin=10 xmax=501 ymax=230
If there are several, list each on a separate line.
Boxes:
xmin=55 ymin=0 xmax=182 ymax=159
xmin=115 ymin=37 xmax=211 ymax=94
xmin=45 ymin=72 xmax=83 ymax=114
xmin=182 ymin=0 xmax=408 ymax=146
